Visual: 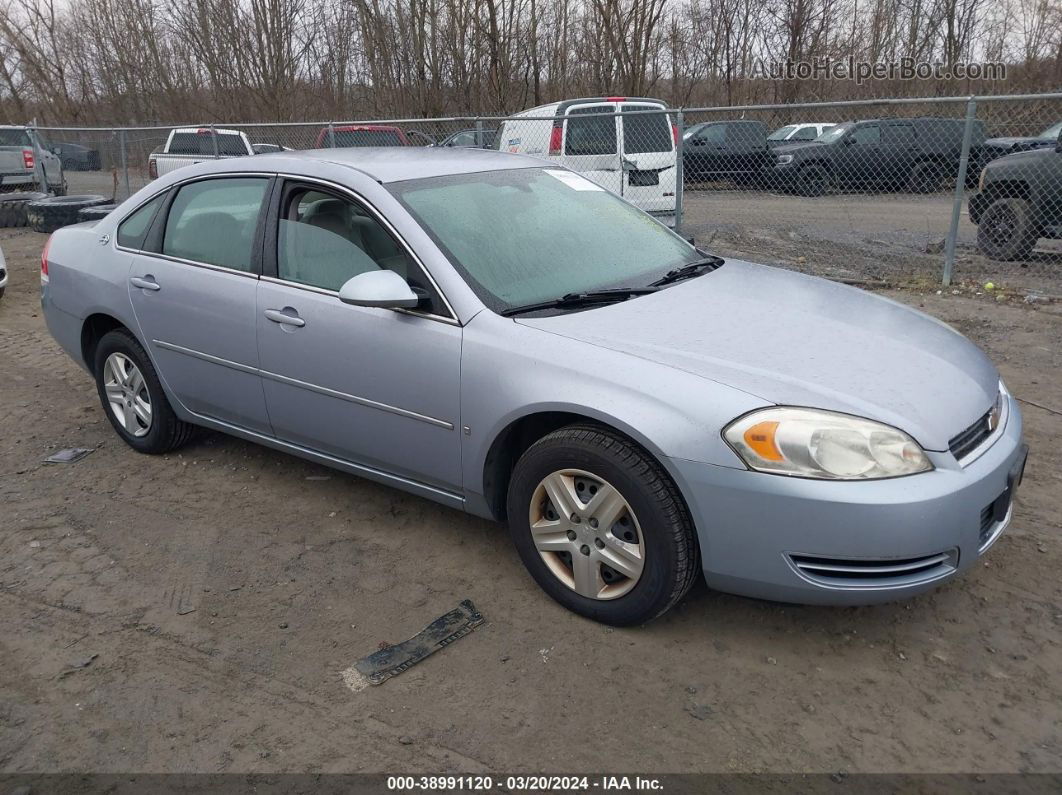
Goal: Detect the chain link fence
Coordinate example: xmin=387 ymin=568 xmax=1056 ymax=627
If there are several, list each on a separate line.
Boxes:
xmin=28 ymin=91 xmax=1062 ymax=294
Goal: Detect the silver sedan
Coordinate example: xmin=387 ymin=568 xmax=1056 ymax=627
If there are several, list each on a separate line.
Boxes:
xmin=41 ymin=149 xmax=1027 ymax=625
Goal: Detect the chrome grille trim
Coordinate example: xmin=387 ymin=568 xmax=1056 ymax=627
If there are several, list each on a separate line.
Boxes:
xmin=787 ymin=549 xmax=959 ymax=589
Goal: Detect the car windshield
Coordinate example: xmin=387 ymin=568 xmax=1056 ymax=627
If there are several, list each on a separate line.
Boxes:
xmin=768 ymin=125 xmax=797 ymax=141
xmin=816 ymin=123 xmax=851 ymax=142
xmin=1037 ymin=121 xmax=1062 ymax=140
xmin=389 ymin=167 xmax=701 ymax=313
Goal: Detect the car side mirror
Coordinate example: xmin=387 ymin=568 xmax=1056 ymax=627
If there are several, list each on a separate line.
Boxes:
xmin=338 ymin=270 xmax=419 ymax=309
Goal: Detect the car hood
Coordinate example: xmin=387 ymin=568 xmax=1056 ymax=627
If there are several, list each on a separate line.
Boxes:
xmin=986 ymin=148 xmax=1051 ymax=169
xmin=771 ymin=141 xmax=828 ymax=155
xmin=983 ymin=136 xmax=1047 ymax=149
xmin=516 ymin=261 xmax=998 ymax=451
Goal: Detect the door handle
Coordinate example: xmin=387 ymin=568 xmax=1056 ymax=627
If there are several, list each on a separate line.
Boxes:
xmin=130 ymin=276 xmax=160 ymax=291
xmin=264 ymin=308 xmax=305 ymax=327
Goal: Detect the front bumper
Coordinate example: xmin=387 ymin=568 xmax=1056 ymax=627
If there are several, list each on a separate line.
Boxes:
xmin=669 ymin=394 xmax=1026 ymax=605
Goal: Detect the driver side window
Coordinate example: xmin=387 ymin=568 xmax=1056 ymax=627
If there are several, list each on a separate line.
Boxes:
xmin=277 ymin=188 xmax=413 ymax=293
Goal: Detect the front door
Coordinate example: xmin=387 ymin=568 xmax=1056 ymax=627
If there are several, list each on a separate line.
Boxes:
xmin=835 ymin=123 xmax=880 ymax=186
xmin=255 ymin=181 xmax=463 ymax=491
xmin=126 ymin=175 xmax=273 ymax=433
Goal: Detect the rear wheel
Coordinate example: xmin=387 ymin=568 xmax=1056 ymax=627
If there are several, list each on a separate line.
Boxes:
xmin=93 ymin=330 xmax=196 ymax=454
xmin=976 ymin=197 xmax=1039 ymax=261
xmin=908 ymin=161 xmax=944 ymax=193
xmin=507 ymin=424 xmax=699 ymax=625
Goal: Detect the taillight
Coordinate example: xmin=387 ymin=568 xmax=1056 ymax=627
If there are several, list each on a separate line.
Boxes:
xmin=41 ymin=235 xmax=51 ymax=284
xmin=671 ymin=124 xmax=679 ymax=144
xmin=549 ymin=124 xmax=563 ymax=155
xmin=23 ymin=148 xmax=34 ymax=169
xmin=149 ymin=157 xmax=157 ymax=179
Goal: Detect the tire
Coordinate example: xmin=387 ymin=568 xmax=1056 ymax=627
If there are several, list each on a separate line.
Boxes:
xmin=0 ymin=286 xmax=5 ymax=301
xmin=506 ymin=424 xmax=699 ymax=626
xmin=796 ymin=164 xmax=830 ymax=197
xmin=26 ymin=194 xmax=109 ymax=233
xmin=976 ymin=198 xmax=1039 ymax=261
xmin=908 ymin=161 xmax=943 ymax=194
xmin=93 ymin=329 xmax=197 ymax=454
xmin=0 ymin=191 xmax=48 ymax=228
xmin=78 ymin=204 xmax=118 ymax=222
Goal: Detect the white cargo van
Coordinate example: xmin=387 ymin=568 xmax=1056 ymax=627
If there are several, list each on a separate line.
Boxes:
xmin=498 ymin=97 xmax=676 ymax=217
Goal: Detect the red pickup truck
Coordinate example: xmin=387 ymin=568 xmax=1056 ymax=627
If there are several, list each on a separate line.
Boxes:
xmin=315 ymin=125 xmax=433 ymax=148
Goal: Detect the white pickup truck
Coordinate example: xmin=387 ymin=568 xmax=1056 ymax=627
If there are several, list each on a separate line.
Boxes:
xmin=0 ymin=126 xmax=66 ymax=194
xmin=148 ymin=127 xmax=257 ymax=179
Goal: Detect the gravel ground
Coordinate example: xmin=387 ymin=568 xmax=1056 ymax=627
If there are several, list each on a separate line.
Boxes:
xmin=1 ymin=226 xmax=1061 ymax=775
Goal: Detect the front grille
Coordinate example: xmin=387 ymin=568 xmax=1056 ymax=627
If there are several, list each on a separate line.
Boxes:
xmin=949 ymin=408 xmax=995 ymax=461
xmin=789 ymin=550 xmax=958 ymax=588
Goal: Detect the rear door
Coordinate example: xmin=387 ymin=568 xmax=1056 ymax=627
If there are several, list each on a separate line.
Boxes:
xmin=835 ymin=123 xmax=880 ymax=186
xmin=126 ymin=175 xmax=274 ymax=433
xmin=619 ymin=102 xmax=676 ymax=212
xmin=561 ymin=102 xmax=621 ymax=196
xmin=880 ymin=121 xmax=917 ymax=181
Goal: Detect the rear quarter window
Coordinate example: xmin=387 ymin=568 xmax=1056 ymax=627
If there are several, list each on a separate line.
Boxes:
xmin=117 ymin=194 xmax=166 ymax=250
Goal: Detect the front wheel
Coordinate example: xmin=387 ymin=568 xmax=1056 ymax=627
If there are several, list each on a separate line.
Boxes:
xmin=94 ymin=329 xmax=196 ymax=454
xmin=976 ymin=197 xmax=1039 ymax=261
xmin=506 ymin=424 xmax=699 ymax=625
xmin=796 ymin=164 xmax=830 ymax=197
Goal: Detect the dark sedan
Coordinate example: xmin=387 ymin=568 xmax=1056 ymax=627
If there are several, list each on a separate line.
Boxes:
xmin=53 ymin=142 xmax=101 ymax=171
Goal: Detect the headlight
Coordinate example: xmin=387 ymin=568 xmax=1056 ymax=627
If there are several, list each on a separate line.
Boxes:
xmin=776 ymin=154 xmax=794 ymax=165
xmin=723 ymin=408 xmax=933 ymax=480
xmin=978 ymin=168 xmax=986 ymax=191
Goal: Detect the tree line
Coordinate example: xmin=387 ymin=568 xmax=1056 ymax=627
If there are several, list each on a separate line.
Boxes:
xmin=0 ymin=0 xmax=1059 ymax=125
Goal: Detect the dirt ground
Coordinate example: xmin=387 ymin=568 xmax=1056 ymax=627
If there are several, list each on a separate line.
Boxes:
xmin=1 ymin=225 xmax=1060 ymax=775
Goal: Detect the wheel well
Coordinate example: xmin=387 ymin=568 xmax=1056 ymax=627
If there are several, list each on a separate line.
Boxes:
xmin=81 ymin=313 xmax=127 ymax=375
xmin=984 ymin=179 xmax=1031 ymax=202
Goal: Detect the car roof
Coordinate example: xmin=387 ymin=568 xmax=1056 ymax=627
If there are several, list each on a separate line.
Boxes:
xmin=189 ymin=146 xmax=544 ymax=184
xmin=172 ymin=127 xmax=243 ymax=135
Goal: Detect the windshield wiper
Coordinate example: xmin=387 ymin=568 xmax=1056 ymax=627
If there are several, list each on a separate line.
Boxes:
xmin=500 ymin=287 xmax=658 ymax=317
xmin=649 ymin=256 xmax=724 ymax=287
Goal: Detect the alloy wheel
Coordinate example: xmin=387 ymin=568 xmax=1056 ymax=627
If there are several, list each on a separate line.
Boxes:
xmin=528 ymin=469 xmax=645 ymax=600
xmin=103 ymin=352 xmax=152 ymax=437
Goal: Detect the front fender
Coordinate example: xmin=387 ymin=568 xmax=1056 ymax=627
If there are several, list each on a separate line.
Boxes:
xmin=460 ymin=312 xmax=766 ymax=512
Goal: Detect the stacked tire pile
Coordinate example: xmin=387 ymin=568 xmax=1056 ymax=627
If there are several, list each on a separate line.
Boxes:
xmin=25 ymin=195 xmax=113 ymax=233
xmin=0 ymin=191 xmax=48 ymax=228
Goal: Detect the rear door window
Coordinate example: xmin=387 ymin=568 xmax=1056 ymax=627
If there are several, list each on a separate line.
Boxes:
xmin=622 ymin=104 xmax=672 ymax=153
xmin=162 ymin=178 xmax=269 ymax=272
xmin=884 ymin=123 xmax=915 ymax=144
xmin=565 ymin=106 xmax=617 ymax=156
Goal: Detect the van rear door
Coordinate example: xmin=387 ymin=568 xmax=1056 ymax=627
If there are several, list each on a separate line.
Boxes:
xmin=619 ymin=102 xmax=676 ymax=213
xmin=561 ymin=102 xmax=621 ymax=195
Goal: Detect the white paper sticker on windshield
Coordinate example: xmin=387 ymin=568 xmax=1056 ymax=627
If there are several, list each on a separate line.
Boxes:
xmin=544 ymin=169 xmax=605 ymax=191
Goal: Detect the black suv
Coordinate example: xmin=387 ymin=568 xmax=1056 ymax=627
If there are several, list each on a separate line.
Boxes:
xmin=769 ymin=117 xmax=986 ymax=196
xmin=968 ymin=128 xmax=1062 ymax=260
xmin=682 ymin=120 xmax=774 ymax=184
